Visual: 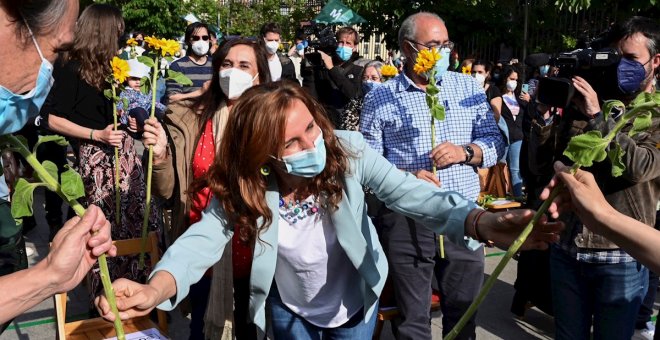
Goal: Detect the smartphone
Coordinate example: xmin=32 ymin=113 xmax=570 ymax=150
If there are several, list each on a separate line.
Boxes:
xmin=521 ymin=84 xmax=529 ymax=94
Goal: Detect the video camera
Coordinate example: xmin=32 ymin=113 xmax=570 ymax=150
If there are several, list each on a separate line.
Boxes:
xmin=302 ymin=23 xmax=337 ymax=67
xmin=534 ymin=47 xmax=621 ymax=108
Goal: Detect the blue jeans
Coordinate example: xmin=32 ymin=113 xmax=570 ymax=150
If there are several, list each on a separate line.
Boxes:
xmin=550 ymin=247 xmax=648 ymax=340
xmin=268 ymin=285 xmax=377 ymax=339
xmin=506 ymin=140 xmax=523 ymax=197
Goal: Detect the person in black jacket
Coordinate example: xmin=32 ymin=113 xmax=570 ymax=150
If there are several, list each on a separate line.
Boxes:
xmin=497 ymin=65 xmax=531 ymax=198
xmin=302 ymin=27 xmax=363 ymax=127
xmin=260 ymin=22 xmax=297 ymax=82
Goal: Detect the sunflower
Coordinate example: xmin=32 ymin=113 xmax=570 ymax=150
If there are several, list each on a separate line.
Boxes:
xmin=461 ymin=65 xmax=472 ymax=74
xmin=413 ymin=48 xmax=441 ymax=75
xmin=161 ymin=39 xmax=180 ymax=57
xmin=144 ymin=36 xmax=163 ymax=50
xmin=381 ymin=64 xmax=398 ymax=78
xmin=111 ymin=57 xmax=130 ymax=84
xmin=126 ymin=38 xmax=138 ymax=47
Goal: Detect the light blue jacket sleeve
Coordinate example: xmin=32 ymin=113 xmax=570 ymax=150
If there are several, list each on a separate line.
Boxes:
xmin=337 ymin=131 xmax=481 ymax=249
xmin=150 ymin=198 xmax=232 ymax=310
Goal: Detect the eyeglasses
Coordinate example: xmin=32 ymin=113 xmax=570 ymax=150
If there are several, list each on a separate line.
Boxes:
xmin=192 ymin=35 xmax=210 ymax=41
xmin=407 ymin=39 xmax=455 ymax=52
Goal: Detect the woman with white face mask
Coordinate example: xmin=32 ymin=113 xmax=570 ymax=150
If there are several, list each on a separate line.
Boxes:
xmin=99 ymin=81 xmax=563 ymax=340
xmin=497 ymin=66 xmax=531 ymax=199
xmin=471 ymin=60 xmax=502 ymax=122
xmin=142 ymin=38 xmax=271 ymax=339
xmin=166 ymin=22 xmax=214 ymax=104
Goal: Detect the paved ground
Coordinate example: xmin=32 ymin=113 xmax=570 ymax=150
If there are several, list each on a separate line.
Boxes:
xmin=0 ymin=183 xmax=655 ymax=339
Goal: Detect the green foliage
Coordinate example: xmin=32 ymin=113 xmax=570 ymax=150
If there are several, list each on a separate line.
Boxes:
xmin=602 ymin=100 xmax=626 ymax=122
xmin=563 ymin=131 xmax=609 ymax=167
xmin=137 ymin=56 xmax=156 ymax=68
xmin=10 ymin=179 xmax=44 ymax=220
xmin=629 ymin=112 xmax=652 ymax=138
xmin=561 ymin=34 xmax=577 ymax=49
xmin=37 ymin=161 xmax=59 ymax=192
xmin=166 ymin=69 xmax=193 ymax=86
xmin=32 ymin=135 xmax=68 ymax=155
xmin=61 ymin=166 xmax=86 ymax=202
xmin=607 ymin=143 xmax=626 ymax=178
xmin=96 ymin=0 xmax=184 ymax=38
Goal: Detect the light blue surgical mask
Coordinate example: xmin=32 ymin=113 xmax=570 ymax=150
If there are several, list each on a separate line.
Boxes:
xmin=362 ymin=81 xmax=382 ymax=94
xmin=434 ymin=47 xmax=451 ymax=80
xmin=0 ymin=22 xmax=54 ymax=135
xmin=336 ymin=46 xmax=353 ymax=62
xmin=280 ymin=131 xmax=326 ymax=178
xmin=539 ymin=65 xmax=550 ymax=77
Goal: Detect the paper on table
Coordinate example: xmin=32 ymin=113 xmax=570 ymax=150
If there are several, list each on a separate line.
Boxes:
xmin=105 ymin=328 xmax=168 ymax=340
xmin=489 ymin=200 xmax=513 ymax=205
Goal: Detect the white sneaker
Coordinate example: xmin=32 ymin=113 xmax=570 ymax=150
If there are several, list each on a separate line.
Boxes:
xmin=25 ymin=245 xmax=35 ymax=257
xmin=640 ymin=321 xmax=655 ymax=340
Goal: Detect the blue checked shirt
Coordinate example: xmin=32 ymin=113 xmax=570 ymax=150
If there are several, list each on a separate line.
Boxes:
xmin=360 ymin=71 xmax=505 ymax=202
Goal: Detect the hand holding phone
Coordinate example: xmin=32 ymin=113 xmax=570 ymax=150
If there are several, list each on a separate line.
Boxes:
xmin=521 ymin=84 xmax=529 ymax=94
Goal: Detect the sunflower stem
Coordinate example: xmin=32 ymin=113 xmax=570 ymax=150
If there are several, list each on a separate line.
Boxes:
xmin=112 ymin=85 xmax=121 ymax=228
xmin=1 ymin=135 xmax=125 ymax=340
xmin=138 ymin=55 xmax=159 ymax=269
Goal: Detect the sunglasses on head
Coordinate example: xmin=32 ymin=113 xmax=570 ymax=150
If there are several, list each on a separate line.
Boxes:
xmin=192 ymin=35 xmax=209 ymax=41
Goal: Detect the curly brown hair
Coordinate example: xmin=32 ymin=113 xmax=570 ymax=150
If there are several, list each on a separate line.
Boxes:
xmin=61 ymin=4 xmax=124 ymax=91
xmin=189 ymin=80 xmax=349 ymax=242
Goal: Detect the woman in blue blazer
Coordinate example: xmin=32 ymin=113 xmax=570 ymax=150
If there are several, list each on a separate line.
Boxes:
xmin=97 ymin=81 xmax=562 ymax=339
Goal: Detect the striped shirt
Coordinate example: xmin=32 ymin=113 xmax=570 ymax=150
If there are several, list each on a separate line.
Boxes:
xmin=166 ymin=55 xmax=213 ymax=96
xmin=360 ymin=71 xmax=505 ymax=201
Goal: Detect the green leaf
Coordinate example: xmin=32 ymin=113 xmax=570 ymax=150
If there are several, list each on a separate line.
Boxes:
xmin=104 ymin=89 xmax=113 ymax=101
xmin=166 ymin=70 xmax=193 ymax=86
xmin=140 ymin=80 xmax=150 ymax=96
xmin=10 ymin=179 xmax=44 ymax=219
xmin=137 ymin=56 xmax=155 ymax=69
xmin=33 ymin=135 xmax=69 ymax=154
xmin=165 ymin=56 xmax=174 ymax=63
xmin=426 ymin=83 xmax=440 ymax=96
xmin=14 ymin=135 xmax=28 ymax=149
xmin=607 ymin=143 xmax=626 ymax=178
xmin=35 ymin=160 xmax=59 ymax=191
xmin=601 ymin=100 xmax=625 ymax=122
xmin=60 ymin=166 xmax=85 ymax=202
xmin=426 ymin=94 xmax=435 ymax=109
xmin=431 ymin=104 xmax=446 ymax=121
xmin=563 ymin=130 xmax=609 ymax=167
xmin=122 ymin=98 xmax=129 ymax=110
xmin=629 ymin=112 xmax=652 ymax=138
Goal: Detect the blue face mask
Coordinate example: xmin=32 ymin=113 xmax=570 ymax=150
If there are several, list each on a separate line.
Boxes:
xmin=362 ymin=81 xmax=381 ymax=94
xmin=336 ymin=46 xmax=353 ymax=62
xmin=280 ymin=131 xmax=326 ymax=178
xmin=0 ymin=22 xmax=54 ymax=135
xmin=617 ymin=57 xmax=649 ymax=95
xmin=434 ymin=48 xmax=452 ymax=80
xmin=539 ymin=65 xmax=550 ymax=77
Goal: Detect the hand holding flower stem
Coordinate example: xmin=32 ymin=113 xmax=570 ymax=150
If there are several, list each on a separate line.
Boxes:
xmin=445 ymin=93 xmax=660 ymax=340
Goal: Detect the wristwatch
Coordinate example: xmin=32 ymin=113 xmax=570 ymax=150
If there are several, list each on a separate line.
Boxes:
xmin=462 ymin=145 xmax=474 ymax=164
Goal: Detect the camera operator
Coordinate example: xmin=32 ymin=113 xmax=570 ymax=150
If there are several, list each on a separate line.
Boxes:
xmin=528 ymin=16 xmax=659 ymax=340
xmin=302 ymin=27 xmax=363 ymax=127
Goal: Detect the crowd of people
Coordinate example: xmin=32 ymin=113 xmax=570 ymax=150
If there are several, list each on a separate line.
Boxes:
xmin=0 ymin=1 xmax=658 ymax=340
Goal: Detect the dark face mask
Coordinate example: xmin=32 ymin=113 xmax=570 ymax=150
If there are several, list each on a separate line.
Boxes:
xmin=617 ymin=57 xmax=650 ymax=95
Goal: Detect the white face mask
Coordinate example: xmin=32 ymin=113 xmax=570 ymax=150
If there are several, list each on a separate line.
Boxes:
xmin=191 ymin=40 xmax=210 ymax=56
xmin=265 ymin=40 xmax=279 ymax=55
xmin=219 ymin=68 xmax=258 ymax=100
xmin=474 ymin=73 xmax=486 ymax=87
xmin=506 ymin=80 xmax=518 ymax=92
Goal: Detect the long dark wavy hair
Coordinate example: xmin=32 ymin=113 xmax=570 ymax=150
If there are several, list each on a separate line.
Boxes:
xmin=189 ymin=81 xmax=349 ymax=243
xmin=61 ymin=4 xmax=124 ymax=91
xmin=190 ymin=37 xmax=271 ymax=131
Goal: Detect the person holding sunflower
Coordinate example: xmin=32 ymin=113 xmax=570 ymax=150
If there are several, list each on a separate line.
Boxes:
xmin=360 ymin=12 xmax=505 ymax=340
xmin=41 ymin=4 xmax=161 ymax=308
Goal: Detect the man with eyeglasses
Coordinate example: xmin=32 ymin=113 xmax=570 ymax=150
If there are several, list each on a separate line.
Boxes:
xmin=360 ymin=12 xmax=504 ymax=340
xmin=166 ymin=22 xmax=213 ymax=104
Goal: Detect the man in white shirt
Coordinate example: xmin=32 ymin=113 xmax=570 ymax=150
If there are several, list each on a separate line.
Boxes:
xmin=260 ymin=22 xmax=297 ymax=82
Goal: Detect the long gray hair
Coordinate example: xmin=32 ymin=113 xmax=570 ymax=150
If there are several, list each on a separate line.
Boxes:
xmin=2 ymin=0 xmax=72 ymax=41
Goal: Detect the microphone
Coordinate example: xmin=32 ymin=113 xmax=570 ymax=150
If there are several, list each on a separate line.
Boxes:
xmin=525 ymin=53 xmax=551 ymax=67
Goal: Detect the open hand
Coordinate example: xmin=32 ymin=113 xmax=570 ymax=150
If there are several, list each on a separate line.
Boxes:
xmin=95 ymin=278 xmax=160 ymax=321
xmin=477 ymin=209 xmax=563 ymax=250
